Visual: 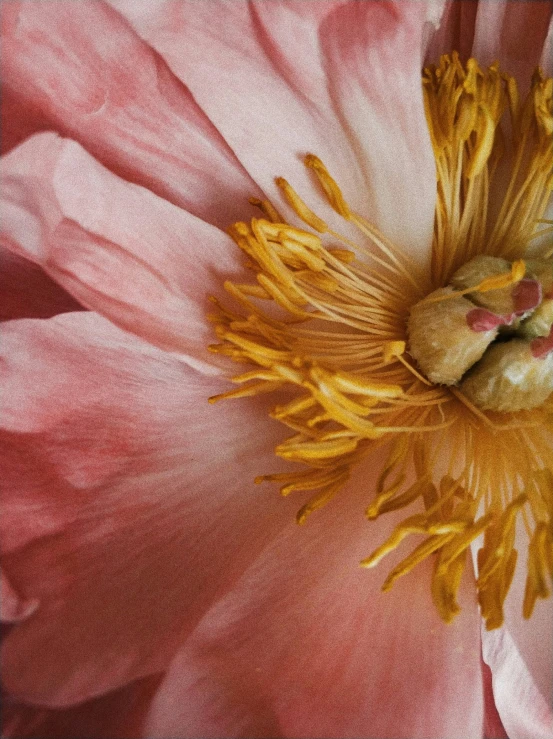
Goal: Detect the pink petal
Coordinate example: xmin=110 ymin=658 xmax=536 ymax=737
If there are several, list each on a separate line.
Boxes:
xmin=1 ymin=85 xmax=51 ymax=156
xmin=141 ymin=464 xmax=484 ymax=739
xmin=481 ymin=513 xmax=553 ymax=739
xmin=317 ymin=1 xmax=439 ymax=259
xmin=472 ymin=0 xmax=553 ymax=90
xmin=0 ymin=243 xmax=82 ymax=321
xmin=1 ymin=312 xmax=299 ymax=706
xmin=1 ymin=568 xmax=39 ymax=624
xmin=1 ymin=0 xmax=258 ymax=229
xmin=425 ymin=0 xmax=478 ymax=65
xmin=1 ymin=132 xmax=244 ymax=364
xmin=106 ymin=0 xmax=367 ymax=228
xmin=3 ymin=676 xmax=161 ymax=739
xmin=108 ymin=0 xmax=437 ymax=261
xmin=482 ymin=662 xmax=509 ymax=739
xmin=482 ymin=626 xmax=553 ymax=739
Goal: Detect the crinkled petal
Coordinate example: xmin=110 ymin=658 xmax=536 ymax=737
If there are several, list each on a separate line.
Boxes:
xmin=107 ymin=0 xmax=437 ymax=261
xmin=141 ymin=464 xmax=484 ymax=739
xmin=1 ymin=132 xmax=244 ymax=366
xmin=1 ymin=312 xmax=297 ymax=706
xmin=1 ymin=0 xmax=258 ymax=228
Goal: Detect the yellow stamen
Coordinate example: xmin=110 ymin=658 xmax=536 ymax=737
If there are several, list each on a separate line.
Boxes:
xmin=420 ymin=259 xmax=526 ymax=304
xmin=304 ymin=154 xmax=352 ymax=219
xmin=275 ymin=177 xmax=328 ymax=233
xmin=383 ymin=340 xmax=406 ymax=364
xmin=209 ymin=53 xmax=553 ymax=629
xmin=249 ymin=196 xmax=284 ymax=223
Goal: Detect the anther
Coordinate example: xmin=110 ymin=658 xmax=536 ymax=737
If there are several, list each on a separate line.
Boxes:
xmin=304 ymin=154 xmax=351 ymax=219
xmin=275 ymin=177 xmax=328 ymax=233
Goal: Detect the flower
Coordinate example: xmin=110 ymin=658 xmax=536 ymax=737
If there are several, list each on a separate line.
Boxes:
xmin=1 ymin=2 xmax=552 ymax=739
xmin=210 ymin=52 xmax=553 ymax=627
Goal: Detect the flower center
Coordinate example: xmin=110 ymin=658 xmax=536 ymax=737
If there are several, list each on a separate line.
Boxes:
xmin=407 ymin=254 xmax=553 ymax=411
xmin=209 ymin=54 xmax=553 ymax=630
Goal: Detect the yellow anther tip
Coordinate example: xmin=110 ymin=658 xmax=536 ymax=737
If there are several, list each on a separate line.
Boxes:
xmin=304 ymin=153 xmax=323 ymax=169
xmin=512 ymin=259 xmax=526 ymax=281
xmin=365 ymin=506 xmax=379 ymax=520
xmin=383 ymin=340 xmax=406 ymax=364
xmin=296 ymin=510 xmax=309 ymax=526
xmin=359 ymin=557 xmax=377 ymax=569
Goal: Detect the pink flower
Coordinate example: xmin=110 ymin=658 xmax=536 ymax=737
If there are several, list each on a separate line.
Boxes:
xmin=1 ymin=2 xmax=552 ymax=738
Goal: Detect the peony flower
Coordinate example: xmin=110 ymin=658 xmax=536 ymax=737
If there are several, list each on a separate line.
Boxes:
xmin=1 ymin=1 xmax=552 ymax=738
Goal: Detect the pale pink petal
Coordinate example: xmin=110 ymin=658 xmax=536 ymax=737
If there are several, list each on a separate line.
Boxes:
xmin=142 ymin=463 xmax=484 ymax=739
xmin=108 ymin=0 xmax=437 ymax=260
xmin=106 ymin=0 xmax=367 ymax=229
xmin=472 ymin=0 xmax=553 ymax=90
xmin=0 ymin=243 xmax=82 ymax=321
xmin=1 ymin=568 xmax=39 ymax=624
xmin=317 ymin=1 xmax=438 ymax=260
xmin=1 ymin=132 xmax=245 ymax=365
xmin=1 ymin=312 xmax=298 ymax=706
xmin=3 ymin=676 xmax=161 ymax=739
xmin=504 ymin=526 xmax=553 ymax=703
xmin=1 ymin=0 xmax=258 ymax=229
xmin=481 ymin=518 xmax=553 ymax=739
xmin=482 ymin=627 xmax=553 ymax=739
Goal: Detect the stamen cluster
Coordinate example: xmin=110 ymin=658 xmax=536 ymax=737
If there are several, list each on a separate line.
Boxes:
xmin=210 ymin=54 xmax=553 ymax=628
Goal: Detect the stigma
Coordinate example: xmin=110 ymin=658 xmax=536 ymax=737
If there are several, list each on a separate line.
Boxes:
xmin=209 ymin=54 xmax=553 ymax=629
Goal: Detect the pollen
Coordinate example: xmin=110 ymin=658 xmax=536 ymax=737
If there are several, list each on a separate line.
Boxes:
xmin=209 ymin=54 xmax=553 ymax=629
